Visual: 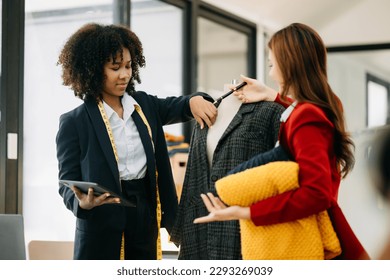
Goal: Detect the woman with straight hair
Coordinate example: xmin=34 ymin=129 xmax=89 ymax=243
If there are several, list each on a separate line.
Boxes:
xmin=195 ymin=23 xmax=369 ymax=260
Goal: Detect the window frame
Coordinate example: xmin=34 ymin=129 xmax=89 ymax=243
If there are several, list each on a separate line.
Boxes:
xmin=0 ymin=0 xmax=25 ymax=214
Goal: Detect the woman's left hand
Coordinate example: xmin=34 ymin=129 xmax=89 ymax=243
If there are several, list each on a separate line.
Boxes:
xmin=189 ymin=96 xmax=217 ymax=129
xmin=193 ymin=192 xmax=250 ymax=223
xmin=71 ymin=186 xmax=120 ymax=210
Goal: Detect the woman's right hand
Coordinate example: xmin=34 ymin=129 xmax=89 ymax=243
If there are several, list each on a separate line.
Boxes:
xmin=193 ymin=193 xmax=250 ymax=224
xmin=234 ymin=74 xmax=278 ymax=103
xmin=71 ymin=186 xmax=120 ymax=210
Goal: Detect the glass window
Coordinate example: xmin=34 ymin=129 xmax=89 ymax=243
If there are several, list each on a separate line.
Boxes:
xmin=367 ymin=79 xmax=388 ymax=128
xmin=198 ymin=17 xmax=248 ymax=95
xmin=367 ymin=75 xmax=390 ymax=128
xmin=23 ymin=0 xmax=114 ymax=244
xmin=131 ymin=0 xmax=183 ymax=136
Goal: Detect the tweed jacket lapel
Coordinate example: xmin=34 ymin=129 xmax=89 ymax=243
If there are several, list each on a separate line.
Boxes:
xmin=84 ymin=99 xmax=120 ymax=185
xmin=217 ymin=103 xmax=256 ymax=148
xmin=196 ymin=124 xmax=210 ymax=167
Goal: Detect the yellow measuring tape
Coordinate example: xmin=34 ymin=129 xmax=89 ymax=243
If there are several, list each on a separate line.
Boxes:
xmin=97 ymin=101 xmax=162 ymax=260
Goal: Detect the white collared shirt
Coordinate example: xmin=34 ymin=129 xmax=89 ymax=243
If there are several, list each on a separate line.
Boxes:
xmin=103 ymin=93 xmax=147 ymax=180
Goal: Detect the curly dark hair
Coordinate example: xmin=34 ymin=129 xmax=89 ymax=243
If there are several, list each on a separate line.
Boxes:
xmin=57 ymin=23 xmax=145 ymax=101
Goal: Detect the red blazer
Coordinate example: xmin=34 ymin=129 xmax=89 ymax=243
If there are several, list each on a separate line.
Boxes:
xmin=250 ymin=94 xmax=369 ymax=259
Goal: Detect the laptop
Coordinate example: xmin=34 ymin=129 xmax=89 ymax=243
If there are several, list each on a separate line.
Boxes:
xmin=0 ymin=214 xmax=26 ymax=260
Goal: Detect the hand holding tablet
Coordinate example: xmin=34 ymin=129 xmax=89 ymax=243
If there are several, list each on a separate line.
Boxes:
xmin=59 ymin=180 xmax=136 ymax=207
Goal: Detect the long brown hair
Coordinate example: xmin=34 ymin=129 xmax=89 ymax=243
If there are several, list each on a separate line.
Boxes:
xmin=269 ymin=23 xmax=355 ymax=177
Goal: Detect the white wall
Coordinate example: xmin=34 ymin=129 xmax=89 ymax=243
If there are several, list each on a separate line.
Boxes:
xmin=328 ymin=54 xmax=390 ymax=257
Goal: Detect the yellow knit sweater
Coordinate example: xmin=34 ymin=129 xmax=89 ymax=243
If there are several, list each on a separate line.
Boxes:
xmin=215 ymin=161 xmax=341 ymax=260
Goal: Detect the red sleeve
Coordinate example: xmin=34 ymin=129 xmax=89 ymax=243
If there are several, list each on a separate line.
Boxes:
xmin=250 ymin=103 xmax=338 ymax=226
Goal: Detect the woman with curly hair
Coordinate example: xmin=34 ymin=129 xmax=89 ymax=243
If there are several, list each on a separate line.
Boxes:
xmin=195 ymin=23 xmax=369 ymax=259
xmin=56 ymin=23 xmax=217 ymax=260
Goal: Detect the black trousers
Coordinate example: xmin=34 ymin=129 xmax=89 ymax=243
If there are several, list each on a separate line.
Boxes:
xmin=121 ymin=178 xmax=158 ymax=260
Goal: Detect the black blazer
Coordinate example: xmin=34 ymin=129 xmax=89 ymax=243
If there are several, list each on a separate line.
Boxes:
xmin=56 ymin=91 xmax=206 ymax=259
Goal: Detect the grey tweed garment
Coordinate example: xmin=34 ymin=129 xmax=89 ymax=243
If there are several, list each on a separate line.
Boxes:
xmin=170 ymin=101 xmax=285 ymax=259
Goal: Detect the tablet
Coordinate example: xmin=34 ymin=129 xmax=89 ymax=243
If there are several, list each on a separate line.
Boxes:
xmin=59 ymin=180 xmax=136 ymax=207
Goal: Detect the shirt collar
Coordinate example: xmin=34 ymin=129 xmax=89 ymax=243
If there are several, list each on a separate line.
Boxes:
xmin=102 ymin=93 xmax=139 ymax=120
xmin=122 ymin=93 xmax=138 ymax=120
xmin=102 ymin=100 xmax=115 ymax=120
xmin=122 ymin=93 xmax=138 ymax=113
xmin=280 ymin=101 xmax=298 ymax=123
